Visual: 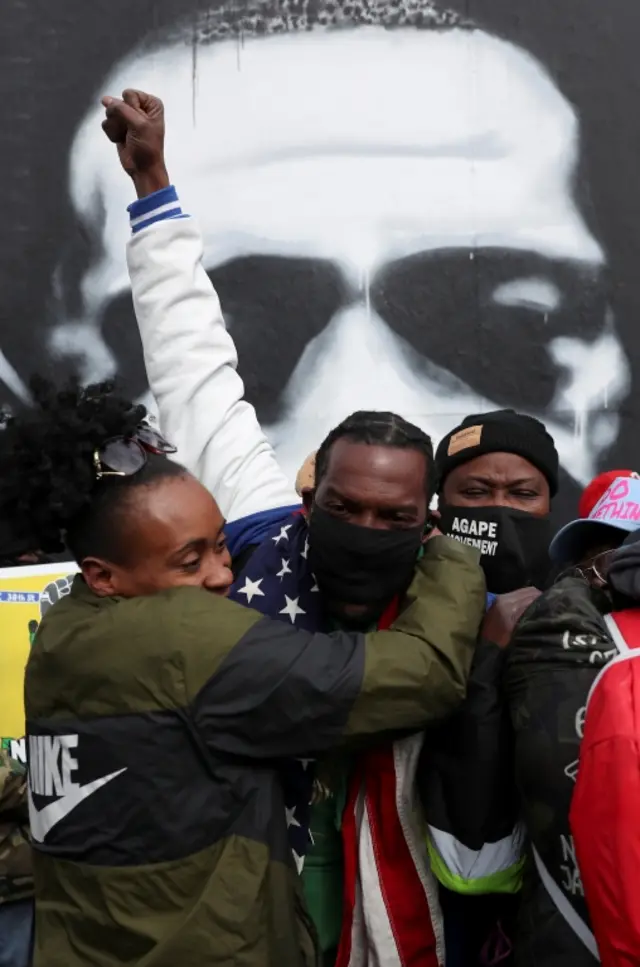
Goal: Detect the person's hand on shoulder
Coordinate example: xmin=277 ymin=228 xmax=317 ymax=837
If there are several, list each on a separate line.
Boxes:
xmin=101 ymin=88 xmax=169 ymax=198
xmin=481 ymin=587 xmax=542 ymax=649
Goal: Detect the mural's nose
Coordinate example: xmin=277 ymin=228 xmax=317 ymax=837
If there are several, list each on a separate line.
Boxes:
xmin=283 ymin=298 xmax=412 ymax=407
xmin=263 ymin=296 xmax=489 ymax=483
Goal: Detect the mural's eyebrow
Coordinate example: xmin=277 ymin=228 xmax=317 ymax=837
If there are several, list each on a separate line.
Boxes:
xmin=492 ymin=277 xmax=562 ymax=311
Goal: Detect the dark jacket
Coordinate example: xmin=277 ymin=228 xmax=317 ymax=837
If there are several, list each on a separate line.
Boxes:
xmin=417 ymin=636 xmax=522 ymax=967
xmin=504 ymin=575 xmax=615 ymax=967
xmin=419 ymin=637 xmax=521 ymax=885
xmin=25 ymin=537 xmax=484 ymax=967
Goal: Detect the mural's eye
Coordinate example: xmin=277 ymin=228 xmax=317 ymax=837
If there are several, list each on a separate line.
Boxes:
xmin=207 ymin=256 xmax=348 ymax=424
xmin=371 ymin=248 xmax=606 ymax=413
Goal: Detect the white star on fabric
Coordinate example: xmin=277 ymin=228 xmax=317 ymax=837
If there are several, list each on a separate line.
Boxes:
xmin=301 ymin=537 xmax=310 ymax=560
xmin=286 ymin=805 xmax=301 ymax=828
xmin=310 ymin=576 xmax=320 ymax=593
xmin=280 ymin=595 xmax=306 ymax=624
xmin=297 ymin=758 xmax=314 ymax=770
xmin=277 ymin=558 xmax=292 ymax=581
xmin=272 ymin=524 xmax=293 ymax=545
xmin=236 ymin=577 xmax=265 ymax=604
xmin=293 ymin=850 xmax=305 ymax=874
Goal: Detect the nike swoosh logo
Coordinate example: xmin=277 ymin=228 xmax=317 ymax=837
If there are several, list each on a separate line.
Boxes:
xmin=28 ymin=768 xmax=127 ymax=842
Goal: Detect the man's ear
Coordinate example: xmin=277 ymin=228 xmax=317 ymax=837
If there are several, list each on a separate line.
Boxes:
xmin=301 ymin=488 xmax=315 ymax=518
xmin=81 ymin=557 xmax=120 ymax=597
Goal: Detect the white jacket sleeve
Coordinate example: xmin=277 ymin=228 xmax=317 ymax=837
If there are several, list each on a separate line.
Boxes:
xmin=126 ymin=189 xmax=298 ymax=523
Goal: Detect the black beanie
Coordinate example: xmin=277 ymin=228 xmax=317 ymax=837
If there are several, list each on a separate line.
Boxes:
xmin=435 ymin=409 xmax=559 ymax=496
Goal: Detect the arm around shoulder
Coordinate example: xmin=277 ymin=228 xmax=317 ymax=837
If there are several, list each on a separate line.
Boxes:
xmin=345 ymin=537 xmax=486 ymax=740
xmin=174 ymin=540 xmax=484 ymax=760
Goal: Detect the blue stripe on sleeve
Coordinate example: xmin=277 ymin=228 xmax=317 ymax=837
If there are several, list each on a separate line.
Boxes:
xmin=127 ymin=185 xmax=187 ymax=234
xmin=128 ymin=185 xmax=178 ymax=217
xmin=225 ymin=505 xmax=302 ymax=559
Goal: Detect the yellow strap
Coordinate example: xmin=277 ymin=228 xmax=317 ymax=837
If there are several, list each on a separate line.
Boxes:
xmin=427 ymin=836 xmax=524 ymax=895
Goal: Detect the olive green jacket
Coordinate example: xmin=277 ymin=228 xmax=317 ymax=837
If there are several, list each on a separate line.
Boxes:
xmin=25 ymin=537 xmax=484 ymax=967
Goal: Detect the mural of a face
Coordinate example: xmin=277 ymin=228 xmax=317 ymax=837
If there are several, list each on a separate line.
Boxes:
xmin=57 ymin=6 xmax=630 ymax=487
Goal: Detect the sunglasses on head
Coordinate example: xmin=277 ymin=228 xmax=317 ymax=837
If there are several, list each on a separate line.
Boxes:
xmin=93 ymin=424 xmax=177 ymax=480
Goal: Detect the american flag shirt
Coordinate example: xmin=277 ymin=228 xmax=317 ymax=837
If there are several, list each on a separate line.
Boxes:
xmin=228 ymin=511 xmax=323 ymax=872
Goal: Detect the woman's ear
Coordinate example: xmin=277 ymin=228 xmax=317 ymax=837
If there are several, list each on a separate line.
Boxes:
xmin=81 ymin=558 xmax=119 ymax=597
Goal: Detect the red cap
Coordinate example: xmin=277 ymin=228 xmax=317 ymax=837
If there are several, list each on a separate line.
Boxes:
xmin=579 ymin=470 xmax=640 ymax=519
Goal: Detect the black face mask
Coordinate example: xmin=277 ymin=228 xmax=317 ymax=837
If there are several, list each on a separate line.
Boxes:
xmin=307 ymin=506 xmax=424 ymax=610
xmin=438 ymin=505 xmax=552 ymax=594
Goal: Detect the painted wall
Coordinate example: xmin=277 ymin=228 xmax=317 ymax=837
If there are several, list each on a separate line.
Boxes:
xmin=2 ymin=0 xmax=640 ymax=521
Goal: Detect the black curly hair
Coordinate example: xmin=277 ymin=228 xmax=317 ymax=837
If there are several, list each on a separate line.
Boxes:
xmin=314 ymin=410 xmax=435 ymax=502
xmin=0 ymin=379 xmax=185 ymax=564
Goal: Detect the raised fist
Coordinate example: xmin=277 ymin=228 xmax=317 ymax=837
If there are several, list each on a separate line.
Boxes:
xmin=101 ymin=89 xmax=169 ymax=196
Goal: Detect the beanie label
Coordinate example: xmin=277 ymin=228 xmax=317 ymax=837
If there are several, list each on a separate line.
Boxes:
xmin=447 ymin=424 xmax=483 ymax=456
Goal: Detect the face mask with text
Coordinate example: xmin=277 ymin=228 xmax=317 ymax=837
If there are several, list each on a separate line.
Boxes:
xmin=438 ymin=505 xmax=552 ymax=594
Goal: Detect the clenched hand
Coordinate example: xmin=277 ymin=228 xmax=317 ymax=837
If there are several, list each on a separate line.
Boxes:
xmin=101 ymin=89 xmax=169 ymax=198
xmin=481 ymin=586 xmax=542 ymax=649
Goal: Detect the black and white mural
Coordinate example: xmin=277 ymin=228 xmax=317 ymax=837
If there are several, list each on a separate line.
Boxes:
xmin=2 ymin=0 xmax=640 ymax=521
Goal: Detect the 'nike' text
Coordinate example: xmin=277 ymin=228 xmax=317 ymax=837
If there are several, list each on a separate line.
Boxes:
xmin=29 ymin=734 xmax=79 ymax=797
xmin=27 ymin=732 xmax=126 ymax=842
